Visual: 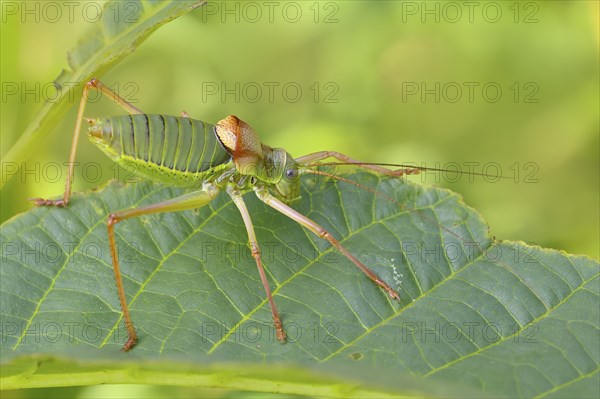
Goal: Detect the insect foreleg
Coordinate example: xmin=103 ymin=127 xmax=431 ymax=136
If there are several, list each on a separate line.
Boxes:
xmin=253 ymin=187 xmax=401 ymax=301
xmin=107 ymin=183 xmax=220 ymax=351
xmin=226 ymin=186 xmax=286 ymax=343
xmin=30 ymin=78 xmax=143 ymax=207
xmin=296 ymin=151 xmax=420 ymax=177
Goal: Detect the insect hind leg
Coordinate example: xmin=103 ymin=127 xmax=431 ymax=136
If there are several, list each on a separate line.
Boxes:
xmin=105 ymin=184 xmax=220 ymax=351
xmin=30 ymin=78 xmax=144 ymax=207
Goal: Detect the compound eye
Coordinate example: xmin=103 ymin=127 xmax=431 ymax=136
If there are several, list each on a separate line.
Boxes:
xmin=286 ymin=169 xmax=297 ymax=179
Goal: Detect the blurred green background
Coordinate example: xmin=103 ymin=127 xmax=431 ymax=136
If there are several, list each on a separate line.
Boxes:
xmin=1 ymin=3 xmax=598 ymax=266
xmin=1 ymin=1 xmax=599 ymax=257
xmin=0 ymin=1 xmax=598 ymax=398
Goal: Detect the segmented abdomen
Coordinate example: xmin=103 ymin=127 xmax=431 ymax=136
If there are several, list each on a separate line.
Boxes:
xmin=99 ymin=114 xmax=231 ymax=174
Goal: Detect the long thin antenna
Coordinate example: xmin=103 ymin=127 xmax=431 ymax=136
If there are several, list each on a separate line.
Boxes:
xmin=300 ymin=167 xmax=487 ymax=253
xmin=305 ymin=162 xmax=510 ymax=180
xmin=301 ymin=168 xmax=401 ymax=205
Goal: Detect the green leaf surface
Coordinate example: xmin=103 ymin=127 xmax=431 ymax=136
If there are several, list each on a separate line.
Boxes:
xmin=0 ymin=0 xmax=206 ymax=188
xmin=1 ymin=173 xmax=598 ymax=398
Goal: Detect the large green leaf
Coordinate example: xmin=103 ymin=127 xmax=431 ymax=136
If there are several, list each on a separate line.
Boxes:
xmin=0 ymin=0 xmax=206 ymax=188
xmin=1 ymin=172 xmax=598 ymax=397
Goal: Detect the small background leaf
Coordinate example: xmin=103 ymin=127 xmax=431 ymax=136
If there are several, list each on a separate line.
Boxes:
xmin=0 ymin=0 xmax=206 ymax=188
xmin=1 ymin=173 xmax=598 ymax=397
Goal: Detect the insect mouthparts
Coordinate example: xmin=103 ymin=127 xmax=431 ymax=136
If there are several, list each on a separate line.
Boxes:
xmin=88 ymin=126 xmax=103 ymax=139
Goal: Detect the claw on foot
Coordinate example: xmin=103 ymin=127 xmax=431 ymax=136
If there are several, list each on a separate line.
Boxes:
xmin=391 ymin=168 xmax=421 ymax=177
xmin=121 ymin=337 xmax=138 ymax=352
xmin=388 ymin=289 xmax=401 ymax=301
xmin=28 ymin=198 xmax=67 ymax=207
xmin=274 ymin=320 xmax=287 ymax=343
xmin=375 ymin=278 xmax=401 ymax=301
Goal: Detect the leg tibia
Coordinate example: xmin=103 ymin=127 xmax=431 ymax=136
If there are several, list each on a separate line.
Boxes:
xmin=107 ymin=185 xmax=220 ymax=351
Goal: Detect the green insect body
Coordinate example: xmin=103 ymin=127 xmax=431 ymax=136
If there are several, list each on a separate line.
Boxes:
xmin=33 ymin=78 xmax=418 ymax=351
xmin=88 ymin=113 xmax=301 ymax=202
xmin=88 ymin=114 xmax=231 ymax=186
